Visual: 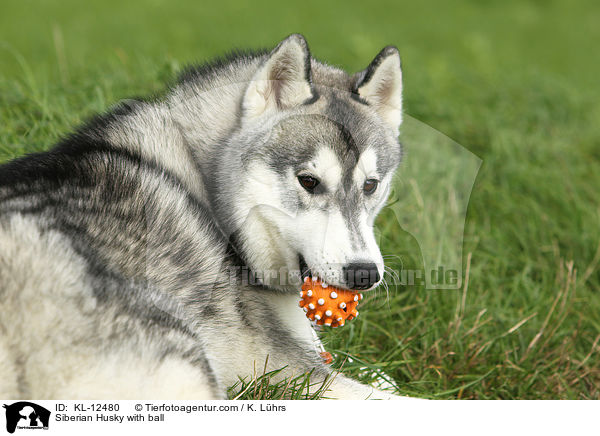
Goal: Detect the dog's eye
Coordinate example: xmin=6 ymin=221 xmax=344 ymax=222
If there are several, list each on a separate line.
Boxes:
xmin=363 ymin=179 xmax=378 ymax=195
xmin=298 ymin=175 xmax=320 ymax=193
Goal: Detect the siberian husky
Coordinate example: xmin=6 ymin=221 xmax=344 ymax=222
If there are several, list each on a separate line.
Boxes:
xmin=0 ymin=34 xmax=404 ymax=399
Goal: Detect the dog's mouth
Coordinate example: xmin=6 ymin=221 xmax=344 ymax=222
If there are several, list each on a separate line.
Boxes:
xmin=299 ymin=254 xmax=311 ymax=281
xmin=298 ymin=254 xmax=363 ymax=293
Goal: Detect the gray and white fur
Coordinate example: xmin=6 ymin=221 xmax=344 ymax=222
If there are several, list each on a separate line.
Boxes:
xmin=0 ymin=34 xmax=405 ymax=399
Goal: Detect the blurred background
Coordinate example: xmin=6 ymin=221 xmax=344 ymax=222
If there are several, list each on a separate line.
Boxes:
xmin=1 ymin=0 xmax=598 ymax=398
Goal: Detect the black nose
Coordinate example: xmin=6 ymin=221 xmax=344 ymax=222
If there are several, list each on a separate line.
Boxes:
xmin=343 ymin=262 xmax=380 ymax=290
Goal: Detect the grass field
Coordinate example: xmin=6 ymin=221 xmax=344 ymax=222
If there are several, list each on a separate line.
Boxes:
xmin=1 ymin=0 xmax=599 ymax=399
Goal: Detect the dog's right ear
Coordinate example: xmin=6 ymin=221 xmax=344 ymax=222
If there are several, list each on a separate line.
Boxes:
xmin=352 ymin=46 xmax=403 ymax=133
xmin=242 ymin=34 xmax=314 ymax=119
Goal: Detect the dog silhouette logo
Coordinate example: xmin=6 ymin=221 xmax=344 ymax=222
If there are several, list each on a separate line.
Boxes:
xmin=2 ymin=402 xmax=50 ymax=433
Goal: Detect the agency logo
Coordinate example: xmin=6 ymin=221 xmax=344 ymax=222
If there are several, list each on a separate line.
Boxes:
xmin=2 ymin=402 xmax=50 ymax=434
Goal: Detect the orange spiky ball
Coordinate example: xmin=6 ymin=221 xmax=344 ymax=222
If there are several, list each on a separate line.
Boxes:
xmin=299 ymin=277 xmax=363 ymax=327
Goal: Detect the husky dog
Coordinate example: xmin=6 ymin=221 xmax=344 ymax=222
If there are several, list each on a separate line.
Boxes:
xmin=0 ymin=34 xmax=404 ymax=399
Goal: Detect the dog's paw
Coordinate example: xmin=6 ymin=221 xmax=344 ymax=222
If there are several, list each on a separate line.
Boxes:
xmin=325 ymin=376 xmax=418 ymax=400
xmin=365 ymin=388 xmax=413 ymax=400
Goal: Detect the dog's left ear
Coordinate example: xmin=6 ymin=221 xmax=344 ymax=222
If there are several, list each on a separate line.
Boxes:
xmin=243 ymin=34 xmax=315 ymax=119
xmin=353 ymin=46 xmax=403 ymax=132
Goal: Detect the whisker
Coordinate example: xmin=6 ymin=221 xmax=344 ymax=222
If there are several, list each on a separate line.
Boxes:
xmin=384 ymin=265 xmax=400 ymax=284
xmin=379 ymin=269 xmax=392 ymax=305
xmin=383 ymin=278 xmax=390 ymax=304
xmin=382 ymin=254 xmax=404 ymax=262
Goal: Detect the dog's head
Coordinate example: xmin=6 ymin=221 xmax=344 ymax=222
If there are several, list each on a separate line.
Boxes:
xmin=216 ymin=34 xmax=402 ymax=292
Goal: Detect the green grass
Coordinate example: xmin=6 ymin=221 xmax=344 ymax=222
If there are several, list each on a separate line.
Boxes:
xmin=1 ymin=0 xmax=599 ymax=399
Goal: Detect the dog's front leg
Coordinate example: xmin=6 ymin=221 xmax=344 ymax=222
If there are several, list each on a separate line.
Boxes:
xmin=263 ymin=293 xmax=412 ymax=400
xmin=321 ymin=372 xmax=404 ymax=400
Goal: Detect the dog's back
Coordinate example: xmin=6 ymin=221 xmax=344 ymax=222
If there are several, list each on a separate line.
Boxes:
xmin=0 ymin=135 xmax=230 ymax=398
